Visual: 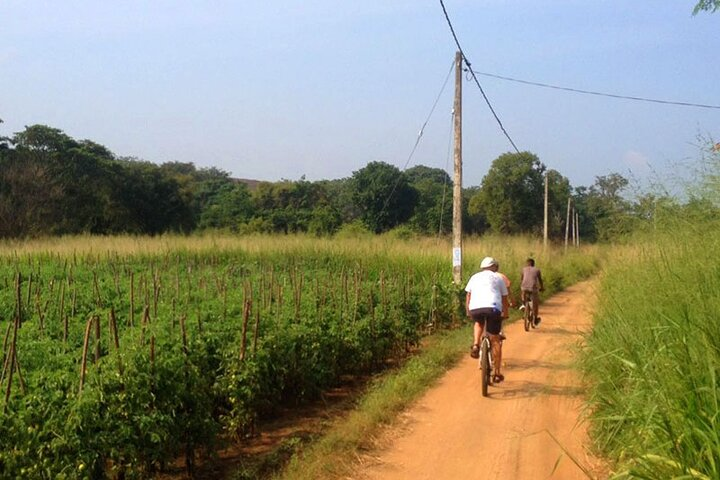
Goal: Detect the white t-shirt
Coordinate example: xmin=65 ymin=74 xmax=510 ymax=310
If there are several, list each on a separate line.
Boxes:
xmin=465 ymin=270 xmax=508 ymax=311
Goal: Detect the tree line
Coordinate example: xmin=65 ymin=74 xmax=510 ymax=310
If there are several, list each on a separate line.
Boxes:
xmin=0 ymin=123 xmax=708 ymax=241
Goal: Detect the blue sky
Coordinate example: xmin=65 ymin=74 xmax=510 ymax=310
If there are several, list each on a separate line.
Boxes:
xmin=1 ymin=1 xmax=718 ymax=189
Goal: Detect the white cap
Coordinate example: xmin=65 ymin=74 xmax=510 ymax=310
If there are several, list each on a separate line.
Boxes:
xmin=480 ymin=257 xmax=497 ymax=269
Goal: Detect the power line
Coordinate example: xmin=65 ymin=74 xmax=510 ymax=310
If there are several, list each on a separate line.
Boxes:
xmin=472 ymin=70 xmax=720 ymax=110
xmin=376 ymin=61 xmax=455 ymax=225
xmin=437 ymin=109 xmax=455 ymax=238
xmin=438 ymin=0 xmax=520 ymax=153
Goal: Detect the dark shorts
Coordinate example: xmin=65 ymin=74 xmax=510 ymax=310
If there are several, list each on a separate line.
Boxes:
xmin=522 ymin=289 xmax=540 ymax=304
xmin=469 ymin=308 xmax=502 ymax=335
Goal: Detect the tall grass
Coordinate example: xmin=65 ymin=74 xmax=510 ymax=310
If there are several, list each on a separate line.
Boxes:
xmin=581 ymin=218 xmax=720 ymax=479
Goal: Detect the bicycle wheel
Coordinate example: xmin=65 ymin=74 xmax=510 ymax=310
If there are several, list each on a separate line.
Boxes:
xmin=523 ymin=300 xmax=531 ymax=331
xmin=481 ymin=339 xmax=491 ymax=397
xmin=529 ymin=299 xmax=536 ymax=329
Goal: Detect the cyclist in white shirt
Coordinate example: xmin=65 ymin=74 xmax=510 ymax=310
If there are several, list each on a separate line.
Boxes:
xmin=465 ymin=256 xmax=509 ymax=383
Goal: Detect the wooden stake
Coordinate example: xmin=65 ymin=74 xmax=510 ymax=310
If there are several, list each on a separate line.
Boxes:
xmin=129 ymin=271 xmax=135 ymax=327
xmin=240 ymin=299 xmax=251 ymax=361
xmin=78 ymin=316 xmax=94 ymax=394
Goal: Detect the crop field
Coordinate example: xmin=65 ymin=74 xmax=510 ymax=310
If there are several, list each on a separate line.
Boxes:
xmin=0 ymin=234 xmax=598 ymax=479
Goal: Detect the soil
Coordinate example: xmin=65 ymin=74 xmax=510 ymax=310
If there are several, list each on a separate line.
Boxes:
xmin=355 ymin=279 xmax=608 ymax=480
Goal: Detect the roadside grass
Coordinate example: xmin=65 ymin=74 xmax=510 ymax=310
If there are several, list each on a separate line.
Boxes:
xmin=580 ymin=219 xmax=720 ymax=479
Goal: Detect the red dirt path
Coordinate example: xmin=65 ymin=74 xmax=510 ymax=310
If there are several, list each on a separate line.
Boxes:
xmin=356 ymin=279 xmax=607 ymax=480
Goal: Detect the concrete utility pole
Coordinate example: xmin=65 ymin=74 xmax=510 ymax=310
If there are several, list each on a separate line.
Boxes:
xmin=452 ymin=51 xmax=463 ymax=285
xmin=575 ymin=211 xmax=580 ymax=247
xmin=543 ymin=172 xmax=549 ymax=249
xmin=564 ymin=197 xmax=571 ymax=252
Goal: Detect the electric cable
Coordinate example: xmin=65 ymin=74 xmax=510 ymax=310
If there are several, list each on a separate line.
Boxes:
xmin=437 ymin=109 xmax=455 ymax=238
xmin=472 ymin=70 xmax=720 ymax=110
xmin=439 ymin=0 xmax=521 ymax=153
xmin=375 ymin=61 xmax=455 ymax=225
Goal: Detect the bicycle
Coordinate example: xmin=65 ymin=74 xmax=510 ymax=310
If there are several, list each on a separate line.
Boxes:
xmin=522 ymin=291 xmax=536 ymax=332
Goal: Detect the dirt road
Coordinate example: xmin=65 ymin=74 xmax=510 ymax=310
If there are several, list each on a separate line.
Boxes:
xmin=359 ymin=280 xmax=606 ymax=480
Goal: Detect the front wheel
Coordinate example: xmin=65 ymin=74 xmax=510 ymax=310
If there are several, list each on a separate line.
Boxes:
xmin=481 ymin=339 xmax=491 ymax=397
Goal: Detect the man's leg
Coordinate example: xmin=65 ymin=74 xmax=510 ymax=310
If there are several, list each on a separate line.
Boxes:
xmin=474 ymin=320 xmax=484 ymax=346
xmin=470 ymin=319 xmax=484 ymax=358
xmin=490 ymin=334 xmax=502 ymax=377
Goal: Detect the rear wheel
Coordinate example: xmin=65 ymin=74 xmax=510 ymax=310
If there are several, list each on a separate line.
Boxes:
xmin=529 ymin=300 xmax=536 ymax=328
xmin=481 ymin=339 xmax=491 ymax=397
xmin=523 ymin=300 xmax=531 ymax=331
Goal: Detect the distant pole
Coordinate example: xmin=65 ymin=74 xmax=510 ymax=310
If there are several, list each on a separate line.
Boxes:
xmin=564 ymin=197 xmax=571 ymax=252
xmin=571 ymin=207 xmax=576 ymax=247
xmin=543 ymin=172 xmax=549 ymax=249
xmin=452 ymin=51 xmax=463 ymax=285
xmin=575 ymin=211 xmax=580 ymax=247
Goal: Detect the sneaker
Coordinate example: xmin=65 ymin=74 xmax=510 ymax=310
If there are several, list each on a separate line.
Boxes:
xmin=499 ymin=331 xmax=507 ymax=341
xmin=470 ymin=344 xmax=480 ymax=359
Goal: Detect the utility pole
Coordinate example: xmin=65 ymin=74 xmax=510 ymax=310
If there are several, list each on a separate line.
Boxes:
xmin=564 ymin=197 xmax=571 ymax=252
xmin=452 ymin=51 xmax=463 ymax=285
xmin=543 ymin=172 xmax=549 ymax=249
xmin=575 ymin=211 xmax=580 ymax=247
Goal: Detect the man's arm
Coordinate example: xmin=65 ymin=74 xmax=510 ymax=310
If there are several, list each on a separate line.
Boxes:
xmin=466 ymin=292 xmax=471 ymax=316
xmin=501 ymin=295 xmax=509 ymax=318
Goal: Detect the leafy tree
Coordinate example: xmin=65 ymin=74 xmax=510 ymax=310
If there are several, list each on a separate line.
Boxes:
xmin=475 ymin=151 xmax=546 ymax=234
xmin=694 ymin=0 xmax=720 ymax=14
xmin=349 ymin=161 xmax=417 ymax=233
xmin=580 ymin=173 xmax=633 ymax=241
xmin=464 ymin=186 xmax=488 ymax=234
xmin=405 ymin=165 xmax=452 ymax=235
xmin=198 ymin=182 xmax=254 ymax=231
xmin=546 ymin=169 xmax=573 ymax=239
xmin=321 ymin=178 xmax=359 ymax=224
xmin=251 ymin=178 xmax=340 ymax=234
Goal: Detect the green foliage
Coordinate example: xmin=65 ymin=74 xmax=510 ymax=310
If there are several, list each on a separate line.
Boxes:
xmin=333 ymin=220 xmax=372 ymax=239
xmin=405 ymin=166 xmax=453 ymax=235
xmin=350 ymin=161 xmax=418 ymax=233
xmin=581 ymin=145 xmax=720 ymax=478
xmin=694 ymin=0 xmax=720 ymax=14
xmin=475 ymin=151 xmax=546 ymax=234
xmin=199 ymin=182 xmax=254 ymax=231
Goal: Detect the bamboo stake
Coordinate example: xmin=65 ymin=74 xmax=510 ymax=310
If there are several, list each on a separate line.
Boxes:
xmin=0 ymin=322 xmax=12 ymax=387
xmin=94 ymin=315 xmax=101 ymax=364
xmin=109 ymin=308 xmax=123 ymax=376
xmin=26 ymin=273 xmax=32 ymax=309
xmin=252 ymin=309 xmax=260 ymax=356
xmin=15 ymin=272 xmax=22 ymax=326
xmin=240 ymin=299 xmax=251 ymax=361
xmin=59 ymin=279 xmax=66 ymax=329
xmin=92 ymin=271 xmax=103 ymax=308
xmin=78 ymin=316 xmax=94 ymax=394
xmin=11 ymin=315 xmax=26 ymax=396
xmin=3 ymin=341 xmax=15 ymax=413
